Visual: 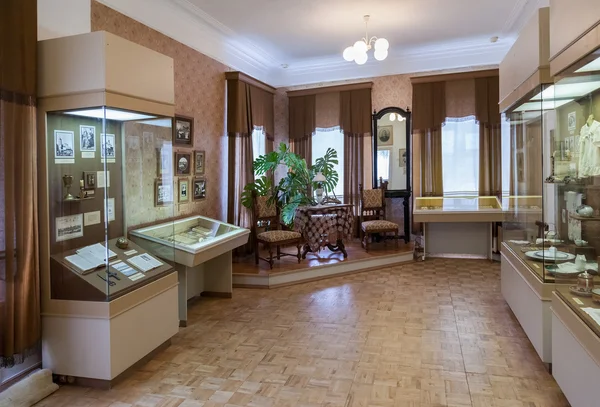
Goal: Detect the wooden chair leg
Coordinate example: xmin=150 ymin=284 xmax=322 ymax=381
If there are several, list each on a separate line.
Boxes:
xmin=395 ymin=230 xmax=399 ymax=249
xmin=277 ymin=245 xmax=281 ymax=260
xmin=296 ymin=243 xmax=301 ymax=263
xmin=255 ymin=239 xmax=259 ymax=265
xmin=383 ymin=232 xmax=387 ymax=246
xmin=366 ymin=233 xmax=370 ymax=253
xmin=267 ymin=244 xmax=274 ymax=269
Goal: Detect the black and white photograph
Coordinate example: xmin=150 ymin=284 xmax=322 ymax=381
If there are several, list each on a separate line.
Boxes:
xmin=80 ymin=125 xmax=96 ymax=151
xmin=56 ymin=214 xmax=84 ymax=242
xmin=193 ymin=178 xmax=206 ymax=201
xmin=83 ymin=171 xmax=96 ymax=189
xmin=377 ymin=126 xmax=393 ymax=146
xmin=179 ymin=178 xmax=189 ymax=203
xmin=568 ymin=111 xmax=577 ymax=135
xmin=399 ymin=148 xmax=407 ymax=168
xmin=173 ymin=115 xmax=194 ymax=146
xmin=155 ymin=180 xmax=173 ymax=206
xmin=194 ymin=150 xmax=205 ymax=176
xmin=175 ymin=152 xmax=192 ymax=176
xmin=54 ymin=130 xmax=75 ymax=158
xmin=101 ymin=134 xmax=116 ymax=158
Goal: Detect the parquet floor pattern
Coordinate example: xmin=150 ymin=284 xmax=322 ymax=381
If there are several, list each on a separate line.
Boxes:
xmin=35 ymin=259 xmax=569 ymax=407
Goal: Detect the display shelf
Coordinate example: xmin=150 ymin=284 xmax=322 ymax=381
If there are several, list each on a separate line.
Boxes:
xmin=570 ymin=214 xmax=600 ymax=221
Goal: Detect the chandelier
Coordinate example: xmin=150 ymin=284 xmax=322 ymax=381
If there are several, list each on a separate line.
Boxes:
xmin=343 ymin=15 xmax=389 ymax=65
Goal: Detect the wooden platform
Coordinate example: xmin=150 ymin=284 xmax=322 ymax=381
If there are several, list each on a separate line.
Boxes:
xmin=233 ymin=239 xmax=414 ymax=288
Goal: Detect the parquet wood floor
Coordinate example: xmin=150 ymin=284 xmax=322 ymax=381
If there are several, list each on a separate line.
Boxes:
xmin=35 ymin=259 xmax=569 ymax=407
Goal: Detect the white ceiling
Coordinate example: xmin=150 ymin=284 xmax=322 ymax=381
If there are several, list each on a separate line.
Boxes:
xmin=98 ymin=0 xmax=548 ymax=87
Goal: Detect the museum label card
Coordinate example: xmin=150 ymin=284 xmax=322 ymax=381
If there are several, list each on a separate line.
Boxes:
xmin=56 ymin=214 xmax=83 ymax=242
xmin=124 ymin=249 xmax=138 ymax=256
xmin=81 ymin=152 xmax=95 ymax=159
xmin=104 ymin=198 xmax=115 ymax=222
xmin=96 ymin=171 xmax=110 ymax=188
xmin=129 ymin=272 xmax=145 ymax=281
xmin=84 ymin=211 xmax=101 ymax=226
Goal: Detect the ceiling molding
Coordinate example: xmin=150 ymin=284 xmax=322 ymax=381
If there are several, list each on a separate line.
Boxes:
xmin=97 ymin=0 xmax=545 ymax=88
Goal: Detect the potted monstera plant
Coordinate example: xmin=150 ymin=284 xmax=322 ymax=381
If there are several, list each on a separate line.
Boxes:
xmin=241 ymin=143 xmax=339 ymax=225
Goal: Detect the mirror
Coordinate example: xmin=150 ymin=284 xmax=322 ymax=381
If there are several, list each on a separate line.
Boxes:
xmin=372 ymin=107 xmax=411 ymax=196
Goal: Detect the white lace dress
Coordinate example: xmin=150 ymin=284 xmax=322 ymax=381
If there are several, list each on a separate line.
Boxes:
xmin=578 ymin=120 xmax=600 ymax=178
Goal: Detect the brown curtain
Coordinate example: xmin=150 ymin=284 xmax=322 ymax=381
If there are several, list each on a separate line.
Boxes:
xmin=340 ymin=88 xmax=372 ymax=235
xmin=412 ymin=82 xmax=446 ymax=196
xmin=226 ymin=77 xmax=274 ymax=236
xmin=288 ymin=95 xmax=315 ymax=163
xmin=475 ymin=76 xmax=502 ymax=197
xmin=0 ymin=0 xmax=40 ymax=368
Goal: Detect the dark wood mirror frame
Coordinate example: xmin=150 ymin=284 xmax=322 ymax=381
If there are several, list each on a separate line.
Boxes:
xmin=372 ymin=106 xmax=411 ymax=242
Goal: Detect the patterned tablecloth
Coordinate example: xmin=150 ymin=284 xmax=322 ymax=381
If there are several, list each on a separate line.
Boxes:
xmin=294 ymin=204 xmax=354 ymax=252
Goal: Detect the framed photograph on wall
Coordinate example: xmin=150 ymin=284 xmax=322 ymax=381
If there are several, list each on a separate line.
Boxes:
xmin=194 ymin=150 xmax=205 ymax=176
xmin=377 ymin=126 xmax=393 ymax=146
xmin=80 ymin=125 xmax=96 ymax=152
xmin=175 ymin=152 xmax=192 ymax=176
xmin=155 ymin=179 xmax=173 ymax=207
xmin=568 ymin=111 xmax=577 ymax=135
xmin=179 ymin=178 xmax=190 ymax=203
xmin=173 ymin=115 xmax=193 ymax=147
xmin=399 ymin=148 xmax=407 ymax=168
xmin=101 ymin=134 xmax=116 ymax=158
xmin=54 ymin=130 xmax=75 ymax=158
xmin=193 ymin=178 xmax=206 ymax=201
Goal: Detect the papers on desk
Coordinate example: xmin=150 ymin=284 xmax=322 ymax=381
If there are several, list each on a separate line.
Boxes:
xmin=111 ymin=261 xmax=138 ymax=277
xmin=127 ymin=253 xmax=162 ymax=272
xmin=582 ymin=308 xmax=600 ymax=326
xmin=65 ymin=243 xmax=118 ymax=273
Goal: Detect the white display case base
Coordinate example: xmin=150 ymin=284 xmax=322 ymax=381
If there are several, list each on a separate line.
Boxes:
xmin=552 ymin=292 xmax=600 ymax=407
xmin=41 ymin=276 xmax=178 ymax=388
xmin=424 ymin=222 xmax=492 ymax=259
xmin=501 ymin=247 xmax=552 ymax=363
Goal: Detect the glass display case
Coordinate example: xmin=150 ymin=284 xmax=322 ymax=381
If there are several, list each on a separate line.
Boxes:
xmin=503 ymin=60 xmax=600 ymax=286
xmin=130 ymin=215 xmax=250 ymax=267
xmin=45 ymin=106 xmax=177 ymax=301
xmin=414 ymin=196 xmax=502 ymax=218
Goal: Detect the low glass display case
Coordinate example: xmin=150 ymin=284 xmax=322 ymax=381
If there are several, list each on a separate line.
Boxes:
xmin=130 ymin=215 xmax=250 ymax=267
xmin=44 ymin=106 xmax=177 ymax=301
xmin=414 ymin=196 xmax=502 ymax=220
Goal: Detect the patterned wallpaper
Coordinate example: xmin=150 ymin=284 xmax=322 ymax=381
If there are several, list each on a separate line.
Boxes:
xmin=92 ymin=1 xmax=229 ymax=225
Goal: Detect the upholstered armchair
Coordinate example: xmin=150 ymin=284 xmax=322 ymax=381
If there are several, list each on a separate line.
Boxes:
xmin=359 ymin=182 xmax=399 ymax=252
xmin=252 ymin=193 xmax=303 ymax=269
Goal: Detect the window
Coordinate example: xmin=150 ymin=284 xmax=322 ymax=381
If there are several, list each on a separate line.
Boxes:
xmin=441 ymin=118 xmax=480 ymax=196
xmin=252 ymin=127 xmax=266 ymax=162
xmin=312 ymin=128 xmax=344 ymax=198
xmin=376 ymin=149 xmax=390 ymax=182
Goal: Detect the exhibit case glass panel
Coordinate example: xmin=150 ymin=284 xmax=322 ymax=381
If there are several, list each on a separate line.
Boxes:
xmin=414 ymin=196 xmax=501 ymax=213
xmin=503 ymin=69 xmax=600 ymax=284
xmin=44 ymin=106 xmax=177 ymax=301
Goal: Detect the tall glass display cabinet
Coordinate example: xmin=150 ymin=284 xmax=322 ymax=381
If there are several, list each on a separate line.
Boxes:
xmin=38 ymin=32 xmax=179 ymax=387
xmin=547 ymin=0 xmax=600 ymax=401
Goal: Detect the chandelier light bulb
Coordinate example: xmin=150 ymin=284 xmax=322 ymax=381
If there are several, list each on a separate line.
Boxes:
xmin=398 ymin=115 xmax=405 ymax=122
xmin=343 ymin=46 xmax=355 ymax=62
xmin=353 ymin=40 xmax=368 ymax=54
xmin=389 ymin=113 xmax=396 ymax=121
xmin=374 ymin=37 xmax=389 ymax=51
xmin=374 ymin=48 xmax=388 ymax=61
xmin=355 ymin=51 xmax=368 ymax=65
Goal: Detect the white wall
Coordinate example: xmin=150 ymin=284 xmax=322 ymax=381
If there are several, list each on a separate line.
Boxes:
xmin=377 ymin=114 xmax=408 ymax=190
xmin=38 ymin=0 xmax=91 ymax=40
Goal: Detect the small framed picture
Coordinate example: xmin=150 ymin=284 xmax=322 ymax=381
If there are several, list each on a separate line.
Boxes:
xmin=80 ymin=125 xmax=96 ymax=152
xmin=568 ymin=111 xmax=577 ymax=135
xmin=399 ymin=148 xmax=407 ymax=168
xmin=193 ymin=178 xmax=206 ymax=201
xmin=179 ymin=178 xmax=190 ymax=203
xmin=377 ymin=126 xmax=393 ymax=146
xmin=101 ymin=133 xmax=116 ymax=158
xmin=175 ymin=152 xmax=192 ymax=176
xmin=157 ymin=147 xmax=172 ymax=176
xmin=83 ymin=171 xmax=96 ymax=189
xmin=173 ymin=115 xmax=194 ymax=146
xmin=155 ymin=179 xmax=173 ymax=207
xmin=194 ymin=150 xmax=205 ymax=176
xmin=54 ymin=130 xmax=75 ymax=158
